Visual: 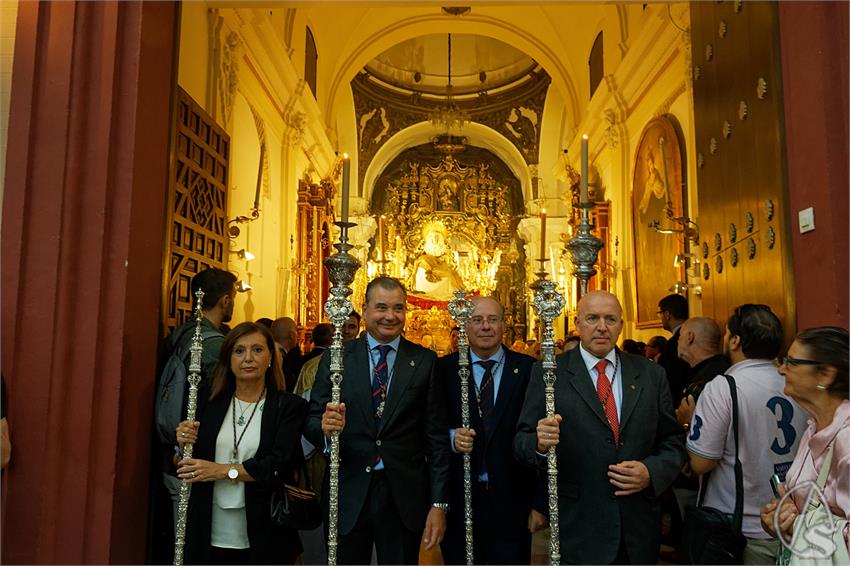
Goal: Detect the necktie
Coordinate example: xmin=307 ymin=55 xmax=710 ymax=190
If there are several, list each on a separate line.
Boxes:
xmin=476 ymin=360 xmax=497 ymax=435
xmin=371 ymin=344 xmax=392 ymax=420
xmin=595 ymin=359 xmax=619 ymax=444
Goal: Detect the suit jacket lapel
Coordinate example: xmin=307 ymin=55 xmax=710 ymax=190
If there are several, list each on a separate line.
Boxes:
xmin=200 ymin=392 xmax=230 ymax=457
xmin=487 ymin=346 xmax=520 ymax=444
xmin=617 ymin=351 xmax=643 ymax=432
xmin=346 ymin=336 xmax=374 ymax=427
xmin=377 ymin=337 xmax=415 ymax=433
xmin=565 ymin=348 xmax=610 ymax=430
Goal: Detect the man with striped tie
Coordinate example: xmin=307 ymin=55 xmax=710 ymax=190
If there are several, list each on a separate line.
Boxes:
xmin=515 ymin=290 xmax=685 ymax=564
xmin=438 ymin=296 xmax=546 ymax=564
xmin=305 ymin=276 xmax=451 ymax=564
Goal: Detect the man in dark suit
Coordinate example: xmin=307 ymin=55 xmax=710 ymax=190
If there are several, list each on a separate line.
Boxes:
xmin=439 ymin=296 xmax=545 ymax=565
xmin=304 ymin=276 xmax=450 ymax=564
xmin=302 ymin=322 xmax=333 ymax=365
xmin=657 ymin=293 xmax=691 ymax=406
xmin=515 ymin=290 xmax=685 ymax=564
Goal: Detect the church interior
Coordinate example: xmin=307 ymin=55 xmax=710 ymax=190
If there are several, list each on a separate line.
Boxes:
xmin=1 ymin=1 xmax=847 ymax=563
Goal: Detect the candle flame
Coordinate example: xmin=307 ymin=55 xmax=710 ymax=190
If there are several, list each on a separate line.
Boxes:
xmin=582 ymin=134 xmax=588 ymax=140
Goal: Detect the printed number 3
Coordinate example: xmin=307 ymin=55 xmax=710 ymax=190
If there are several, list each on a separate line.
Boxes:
xmin=689 ymin=415 xmax=703 ymax=442
xmin=767 ymin=396 xmax=796 ymax=455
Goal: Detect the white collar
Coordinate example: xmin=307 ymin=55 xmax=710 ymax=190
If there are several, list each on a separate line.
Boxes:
xmin=578 ymin=342 xmax=617 ymax=373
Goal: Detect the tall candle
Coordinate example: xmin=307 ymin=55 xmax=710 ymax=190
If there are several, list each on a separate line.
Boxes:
xmin=340 ymin=154 xmax=350 ymax=224
xmin=378 ymin=215 xmax=386 ymax=264
xmin=580 ymin=135 xmax=589 ymax=204
xmin=254 ymin=144 xmax=265 ymax=210
xmin=539 ymin=208 xmax=547 ymax=260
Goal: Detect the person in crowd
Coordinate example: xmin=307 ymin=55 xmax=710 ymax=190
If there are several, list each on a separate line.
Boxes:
xmin=622 ymin=339 xmax=642 ymax=356
xmin=175 ymin=322 xmax=306 ymax=564
xmin=439 ymin=296 xmax=545 ymax=564
xmin=675 ymin=316 xmax=731 ymax=418
xmin=1 ymin=374 xmax=10 ymax=469
xmin=341 ymin=311 xmax=361 ymax=343
xmin=563 ymin=335 xmax=581 ymax=352
xmin=681 ymin=304 xmax=807 ymax=564
xmin=515 ymin=290 xmax=685 ymax=564
xmin=255 ymin=317 xmax=273 ymax=329
xmin=304 ymin=276 xmax=450 ymax=564
xmin=657 ymin=294 xmax=692 ymax=406
xmin=645 ymin=335 xmax=667 ymax=362
xmin=449 ymin=326 xmax=460 ymax=353
xmin=272 ymin=317 xmax=302 ymax=392
xmin=302 ymin=323 xmax=333 ymax=365
xmin=761 ymin=326 xmax=850 ymax=557
xmin=161 ymin=268 xmax=236 ymax=524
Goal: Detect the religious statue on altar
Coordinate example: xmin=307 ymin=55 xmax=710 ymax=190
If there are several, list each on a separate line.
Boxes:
xmin=407 ymin=220 xmax=465 ymax=301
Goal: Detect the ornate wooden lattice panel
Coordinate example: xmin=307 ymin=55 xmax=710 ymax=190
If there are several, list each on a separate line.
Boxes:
xmin=295 ymin=179 xmax=334 ymax=331
xmin=163 ymin=87 xmax=230 ymax=333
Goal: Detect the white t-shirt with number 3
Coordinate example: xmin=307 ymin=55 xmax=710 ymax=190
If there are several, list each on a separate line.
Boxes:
xmin=687 ymin=358 xmax=808 ymax=538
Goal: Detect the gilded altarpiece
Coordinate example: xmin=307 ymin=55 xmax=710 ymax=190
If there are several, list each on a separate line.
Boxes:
xmin=372 ymin=148 xmax=527 ymax=352
xmin=163 ymin=87 xmax=230 ymax=334
xmin=295 ymin=179 xmax=334 ymax=333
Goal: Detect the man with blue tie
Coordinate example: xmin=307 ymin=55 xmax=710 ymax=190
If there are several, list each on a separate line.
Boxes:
xmin=304 ymin=276 xmax=451 ymax=564
xmin=515 ymin=290 xmax=685 ymax=564
xmin=439 ymin=296 xmax=545 ymax=564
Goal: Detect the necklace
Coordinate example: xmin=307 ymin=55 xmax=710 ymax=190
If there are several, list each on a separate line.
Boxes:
xmin=230 ymin=387 xmax=265 ymax=464
xmin=234 ymin=398 xmax=254 ymax=426
xmin=598 ymin=352 xmax=620 ymax=408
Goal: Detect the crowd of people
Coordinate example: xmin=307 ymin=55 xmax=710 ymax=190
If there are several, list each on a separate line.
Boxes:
xmin=155 ymin=268 xmax=849 ymax=565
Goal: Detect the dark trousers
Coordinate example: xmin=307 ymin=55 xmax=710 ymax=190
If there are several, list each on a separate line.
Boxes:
xmin=336 ymin=470 xmax=421 ymax=565
xmin=441 ymin=481 xmax=531 ymax=565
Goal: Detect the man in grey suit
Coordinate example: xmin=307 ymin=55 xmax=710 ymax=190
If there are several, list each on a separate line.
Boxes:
xmin=304 ymin=276 xmax=451 ymax=564
xmin=515 ymin=290 xmax=685 ymax=564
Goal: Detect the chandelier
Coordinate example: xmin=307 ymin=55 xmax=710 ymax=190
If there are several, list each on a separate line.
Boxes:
xmin=429 ymin=34 xmax=470 ymax=132
xmin=453 ymin=248 xmax=501 ymax=295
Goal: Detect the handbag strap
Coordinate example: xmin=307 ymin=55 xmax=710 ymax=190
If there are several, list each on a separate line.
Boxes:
xmin=276 ymin=392 xmax=313 ymax=490
xmin=696 ymin=374 xmax=744 ymax=531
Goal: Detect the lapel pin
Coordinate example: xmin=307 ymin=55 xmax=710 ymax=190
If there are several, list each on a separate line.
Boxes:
xmin=513 ymin=368 xmax=519 ymax=374
xmin=630 ymin=384 xmax=636 ymax=390
xmin=410 ymin=360 xmax=415 ymax=367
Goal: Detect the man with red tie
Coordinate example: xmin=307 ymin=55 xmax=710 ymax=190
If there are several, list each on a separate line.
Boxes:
xmin=515 ymin=290 xmax=685 ymax=564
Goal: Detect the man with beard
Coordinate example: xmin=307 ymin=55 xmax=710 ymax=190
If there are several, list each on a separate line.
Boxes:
xmin=305 ymin=276 xmax=450 ymax=564
xmin=515 ymin=291 xmax=685 ymax=564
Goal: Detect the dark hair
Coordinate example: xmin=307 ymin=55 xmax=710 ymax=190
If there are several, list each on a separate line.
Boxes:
xmin=658 ymin=293 xmax=688 ymax=320
xmin=795 ymin=326 xmax=849 ymax=399
xmin=622 ymin=339 xmax=641 ymax=355
xmin=727 ymin=303 xmax=783 ymax=360
xmin=210 ymin=322 xmax=285 ymax=398
xmin=566 ymin=335 xmax=581 ymax=344
xmin=348 ymin=310 xmax=361 ymax=324
xmin=191 ymin=268 xmax=237 ymax=310
xmin=364 ymin=276 xmax=407 ymax=304
xmin=311 ymin=323 xmax=334 ymax=347
xmin=648 ymin=335 xmax=668 ymax=349
xmin=255 ymin=317 xmax=273 ymax=328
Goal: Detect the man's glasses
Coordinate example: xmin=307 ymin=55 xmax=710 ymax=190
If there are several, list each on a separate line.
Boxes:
xmin=779 ymin=356 xmax=821 ymax=367
xmin=469 ymin=316 xmax=501 ymax=327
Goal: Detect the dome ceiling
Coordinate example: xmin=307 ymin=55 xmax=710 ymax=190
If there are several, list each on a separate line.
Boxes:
xmin=364 ymin=34 xmax=536 ymax=95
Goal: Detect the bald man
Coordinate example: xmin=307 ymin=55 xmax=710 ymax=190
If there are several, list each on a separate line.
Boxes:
xmin=515 ymin=291 xmax=685 ymax=564
xmin=676 ymin=317 xmax=730 ymax=403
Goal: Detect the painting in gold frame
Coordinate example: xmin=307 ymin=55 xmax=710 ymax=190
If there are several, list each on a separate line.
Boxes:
xmin=631 ymin=116 xmax=686 ymax=328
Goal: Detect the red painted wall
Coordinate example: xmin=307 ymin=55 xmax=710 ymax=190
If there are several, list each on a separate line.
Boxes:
xmin=1 ymin=2 xmax=177 ymax=563
xmin=779 ymin=1 xmax=850 ymax=330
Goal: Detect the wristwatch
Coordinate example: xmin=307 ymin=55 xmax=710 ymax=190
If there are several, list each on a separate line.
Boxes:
xmin=432 ymin=502 xmax=449 ymax=512
xmin=228 ymin=465 xmax=239 ymax=482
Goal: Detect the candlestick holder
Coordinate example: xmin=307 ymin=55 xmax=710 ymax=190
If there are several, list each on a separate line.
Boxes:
xmin=531 ymin=272 xmax=565 ymax=566
xmin=447 ymin=290 xmax=475 ymax=566
xmin=566 ymin=202 xmax=604 ymax=295
xmin=322 ymin=221 xmax=361 ymax=566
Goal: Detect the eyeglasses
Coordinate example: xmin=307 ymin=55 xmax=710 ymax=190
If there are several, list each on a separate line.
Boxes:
xmin=469 ymin=316 xmax=502 ymax=327
xmin=779 ymin=356 xmax=821 ymax=367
